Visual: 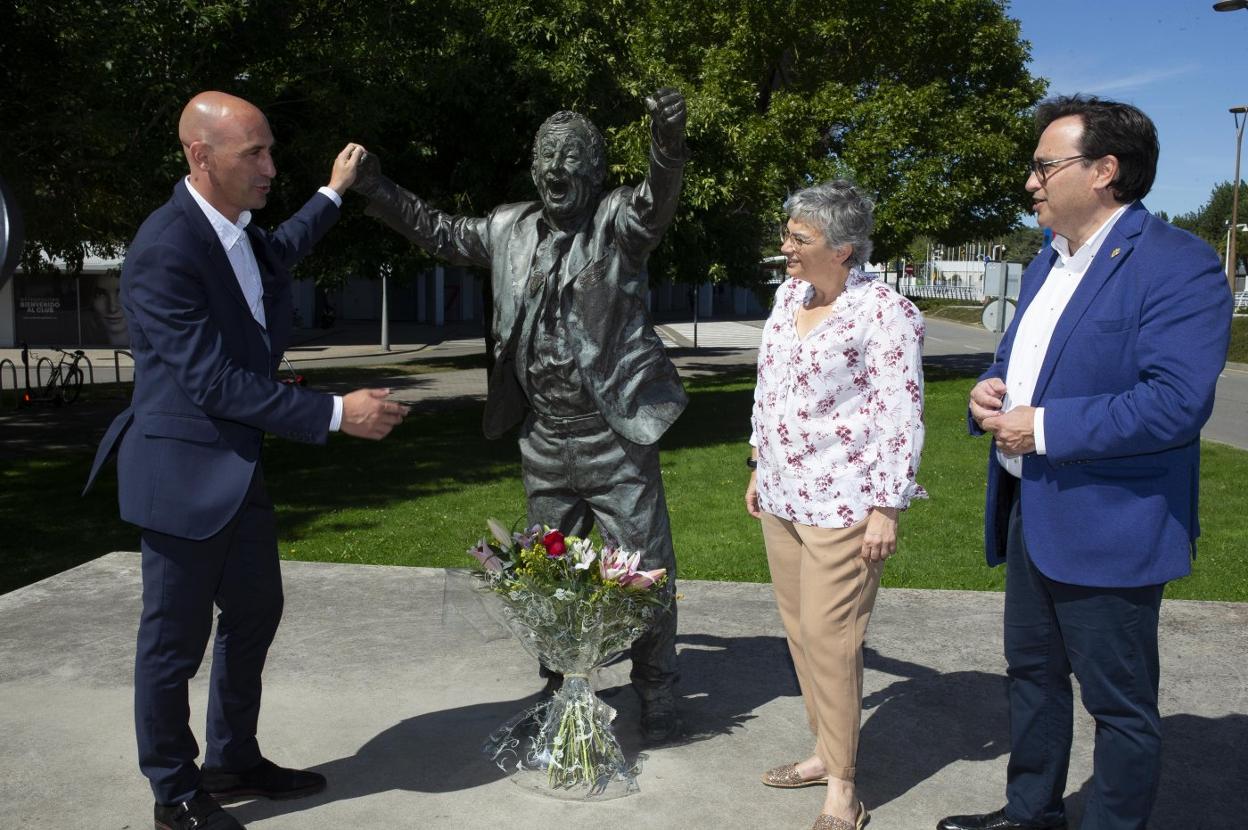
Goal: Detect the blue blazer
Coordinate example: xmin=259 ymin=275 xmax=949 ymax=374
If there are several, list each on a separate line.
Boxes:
xmin=85 ymin=180 xmax=338 ymax=540
xmin=973 ymin=203 xmax=1231 ymax=588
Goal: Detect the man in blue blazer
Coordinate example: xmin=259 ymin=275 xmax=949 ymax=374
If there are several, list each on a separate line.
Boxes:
xmin=939 ymin=97 xmax=1231 ymax=830
xmin=85 ymin=91 xmax=407 ymax=830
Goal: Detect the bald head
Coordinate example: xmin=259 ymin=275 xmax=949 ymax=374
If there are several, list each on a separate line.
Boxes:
xmin=179 ymin=91 xmax=276 ymax=221
xmin=179 ymin=91 xmax=267 ymax=153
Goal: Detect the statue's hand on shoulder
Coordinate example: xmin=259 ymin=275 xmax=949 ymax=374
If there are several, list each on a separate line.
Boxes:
xmin=646 ymin=87 xmax=687 ymax=161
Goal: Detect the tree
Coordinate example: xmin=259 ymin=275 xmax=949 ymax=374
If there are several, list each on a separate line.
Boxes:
xmin=1173 ymin=181 xmax=1246 ymax=275
xmin=1 ymin=0 xmax=1045 ymax=290
xmin=549 ymin=0 xmax=1047 ymax=285
xmin=999 ymin=226 xmax=1045 ymax=264
xmin=1 ymin=0 xmax=254 ymax=271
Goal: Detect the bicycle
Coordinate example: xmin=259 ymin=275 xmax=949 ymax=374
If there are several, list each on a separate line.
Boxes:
xmin=36 ymin=347 xmax=87 ymax=406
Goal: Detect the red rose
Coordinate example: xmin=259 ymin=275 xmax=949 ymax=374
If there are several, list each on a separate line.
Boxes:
xmin=542 ymin=530 xmax=566 ymax=557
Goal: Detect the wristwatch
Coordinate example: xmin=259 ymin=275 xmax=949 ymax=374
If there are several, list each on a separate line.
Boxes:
xmin=746 ymin=456 xmax=757 ymax=470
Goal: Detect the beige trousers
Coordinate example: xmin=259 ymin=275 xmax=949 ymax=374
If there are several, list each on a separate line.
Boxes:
xmin=760 ymin=511 xmax=883 ymax=781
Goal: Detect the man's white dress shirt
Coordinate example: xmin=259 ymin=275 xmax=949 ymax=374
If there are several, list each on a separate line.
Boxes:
xmin=998 ymin=203 xmax=1130 ymax=476
xmin=186 ymin=179 xmax=345 ymax=431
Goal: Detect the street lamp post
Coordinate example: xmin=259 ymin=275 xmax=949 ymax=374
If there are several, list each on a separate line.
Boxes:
xmin=1229 ymin=106 xmax=1247 ymax=292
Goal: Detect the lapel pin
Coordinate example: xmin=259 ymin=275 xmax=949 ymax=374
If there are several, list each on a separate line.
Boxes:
xmin=1110 ymin=247 xmax=1121 ymax=258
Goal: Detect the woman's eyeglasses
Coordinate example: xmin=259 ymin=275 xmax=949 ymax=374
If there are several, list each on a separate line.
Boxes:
xmin=780 ymin=226 xmax=818 ymax=248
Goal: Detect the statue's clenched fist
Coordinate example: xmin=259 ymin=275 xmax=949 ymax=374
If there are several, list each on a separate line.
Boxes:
xmin=645 ymin=88 xmax=687 ymax=159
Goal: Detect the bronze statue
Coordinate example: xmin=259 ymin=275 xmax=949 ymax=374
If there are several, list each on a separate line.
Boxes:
xmin=353 ymin=89 xmax=688 ymax=742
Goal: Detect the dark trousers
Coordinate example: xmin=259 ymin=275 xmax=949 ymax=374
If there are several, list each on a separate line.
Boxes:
xmin=135 ymin=467 xmax=284 ymax=804
xmin=1003 ymin=487 xmax=1164 ymax=830
xmin=519 ymin=411 xmax=678 ymax=697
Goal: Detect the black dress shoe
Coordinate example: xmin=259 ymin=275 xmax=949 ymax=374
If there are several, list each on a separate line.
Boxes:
xmin=154 ymin=791 xmax=245 ymax=829
xmin=201 ymin=757 xmax=326 ymax=801
xmin=937 ymin=807 xmax=1067 ymax=830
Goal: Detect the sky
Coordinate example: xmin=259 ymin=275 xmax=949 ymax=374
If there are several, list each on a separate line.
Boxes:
xmin=1008 ymin=0 xmax=1248 ymax=220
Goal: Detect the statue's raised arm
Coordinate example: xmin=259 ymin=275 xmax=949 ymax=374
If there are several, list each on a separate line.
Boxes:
xmin=350 ymin=150 xmax=492 ymax=268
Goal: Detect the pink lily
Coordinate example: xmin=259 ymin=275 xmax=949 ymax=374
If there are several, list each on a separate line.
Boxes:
xmin=469 ymin=539 xmax=504 ymax=573
xmin=599 ymin=548 xmax=641 ymax=582
xmin=620 ymin=568 xmax=667 ymax=589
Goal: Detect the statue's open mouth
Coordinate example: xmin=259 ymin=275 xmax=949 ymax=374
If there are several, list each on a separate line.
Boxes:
xmin=544 ymin=177 xmax=570 ymax=200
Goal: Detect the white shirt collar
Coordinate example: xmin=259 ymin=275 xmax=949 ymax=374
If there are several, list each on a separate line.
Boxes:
xmin=1051 ymin=202 xmax=1132 ymax=271
xmin=184 ymin=176 xmax=252 ymax=251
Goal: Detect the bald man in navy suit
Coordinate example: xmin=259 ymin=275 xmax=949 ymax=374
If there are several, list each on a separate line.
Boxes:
xmin=86 ymin=91 xmax=407 ymax=830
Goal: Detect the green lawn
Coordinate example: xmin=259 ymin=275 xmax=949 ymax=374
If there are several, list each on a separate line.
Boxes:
xmin=4 ymin=363 xmax=1246 ymax=601
xmin=911 ymin=299 xmax=986 ymax=327
xmin=1229 ymin=314 xmax=1248 ymax=364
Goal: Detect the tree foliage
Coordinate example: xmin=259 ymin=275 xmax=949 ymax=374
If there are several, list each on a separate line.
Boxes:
xmin=1173 ymin=181 xmax=1247 ymax=271
xmin=1 ymin=0 xmax=1045 ymax=286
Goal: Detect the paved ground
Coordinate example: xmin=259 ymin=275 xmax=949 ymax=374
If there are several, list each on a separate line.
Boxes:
xmin=2 ymin=553 xmax=1245 ymax=829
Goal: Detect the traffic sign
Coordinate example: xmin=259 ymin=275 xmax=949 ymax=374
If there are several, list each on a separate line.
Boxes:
xmin=981 ymin=297 xmax=1016 ymax=333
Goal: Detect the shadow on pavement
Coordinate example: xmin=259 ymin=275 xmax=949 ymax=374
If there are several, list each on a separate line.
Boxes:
xmin=228 ymin=631 xmax=800 ymax=822
xmin=1064 ymin=712 xmax=1248 ymax=829
xmin=227 ymin=694 xmax=529 ymax=824
xmin=856 ymin=647 xmax=1009 ymax=809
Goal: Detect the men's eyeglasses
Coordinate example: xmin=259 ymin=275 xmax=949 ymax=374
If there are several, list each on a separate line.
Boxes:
xmin=1028 ymin=154 xmax=1093 ymax=185
xmin=780 ymin=226 xmax=818 ymax=248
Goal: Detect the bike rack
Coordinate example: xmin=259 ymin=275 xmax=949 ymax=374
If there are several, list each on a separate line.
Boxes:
xmin=113 ymin=349 xmax=133 ymax=388
xmin=0 ymin=358 xmax=16 ymax=409
xmin=79 ymin=353 xmax=95 ymax=385
xmin=34 ymin=356 xmax=53 ymax=388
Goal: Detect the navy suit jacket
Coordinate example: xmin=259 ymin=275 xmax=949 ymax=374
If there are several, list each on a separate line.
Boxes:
xmin=85 ymin=180 xmax=338 ymax=540
xmin=974 ymin=203 xmax=1231 ymax=588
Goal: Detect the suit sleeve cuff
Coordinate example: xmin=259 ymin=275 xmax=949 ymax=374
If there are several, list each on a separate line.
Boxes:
xmin=329 ymin=395 xmax=344 ymax=432
xmin=1033 ymin=407 xmax=1047 ymax=455
xmin=318 ymin=186 xmax=343 ymax=208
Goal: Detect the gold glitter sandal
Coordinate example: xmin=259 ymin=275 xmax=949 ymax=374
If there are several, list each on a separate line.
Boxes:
xmin=760 ymin=762 xmax=829 ymax=788
xmin=811 ymin=801 xmax=869 ymax=830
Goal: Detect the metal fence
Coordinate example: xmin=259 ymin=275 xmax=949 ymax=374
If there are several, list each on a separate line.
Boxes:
xmin=899 ymin=284 xmax=983 ymax=302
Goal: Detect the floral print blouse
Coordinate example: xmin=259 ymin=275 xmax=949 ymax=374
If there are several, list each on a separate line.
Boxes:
xmin=751 ymin=270 xmax=927 ymax=528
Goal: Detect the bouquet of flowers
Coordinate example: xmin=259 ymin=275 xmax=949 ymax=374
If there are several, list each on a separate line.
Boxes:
xmin=468 ymin=519 xmax=669 ymax=798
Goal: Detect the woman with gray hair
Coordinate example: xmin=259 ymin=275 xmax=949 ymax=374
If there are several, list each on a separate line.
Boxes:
xmin=746 ymin=180 xmax=926 ymax=830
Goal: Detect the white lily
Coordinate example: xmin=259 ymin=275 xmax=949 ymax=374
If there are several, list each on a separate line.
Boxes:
xmin=571 ymin=538 xmax=596 ymax=570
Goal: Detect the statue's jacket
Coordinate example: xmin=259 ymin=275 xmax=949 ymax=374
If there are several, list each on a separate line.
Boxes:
xmin=362 ymin=144 xmax=688 ymax=446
